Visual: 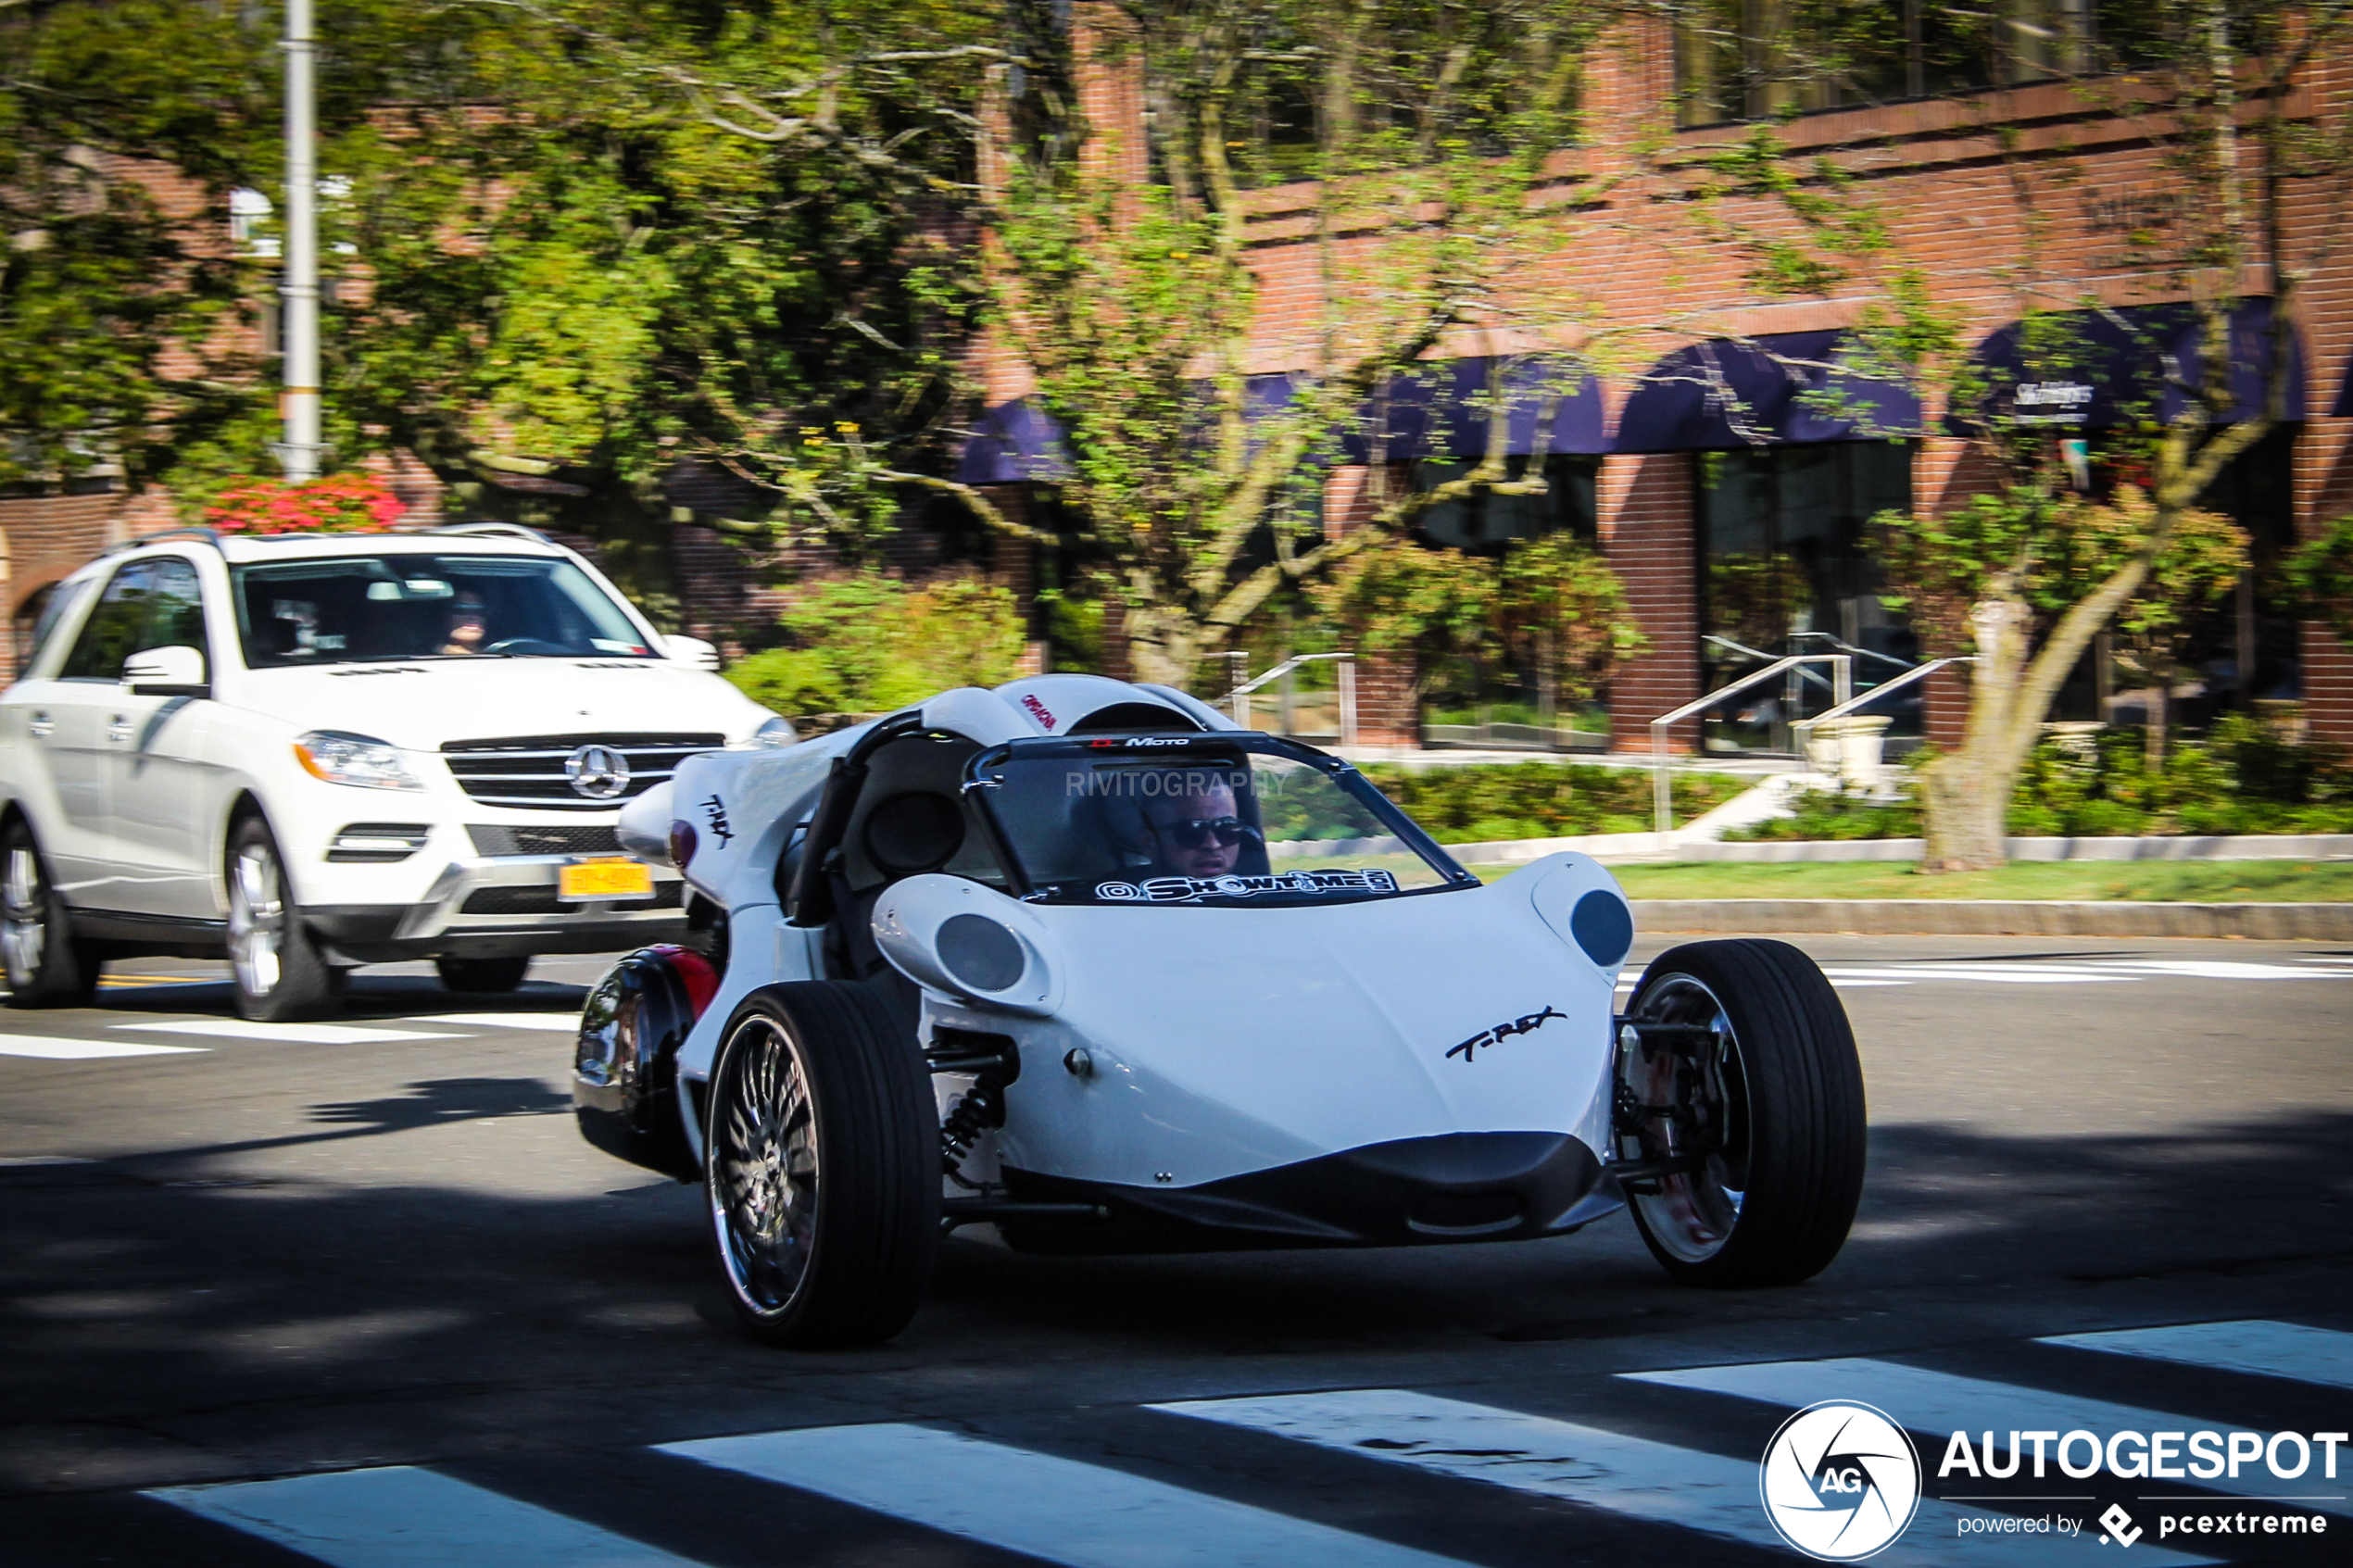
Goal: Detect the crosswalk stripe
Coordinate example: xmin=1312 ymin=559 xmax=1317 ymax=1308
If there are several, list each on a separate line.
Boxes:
xmin=0 ymin=1035 xmax=208 ymax=1060
xmin=115 ymin=1020 xmax=467 ymax=1045
xmin=423 ymin=1012 xmax=583 ymax=1031
xmin=1154 ymin=1388 xmax=2215 ymax=1566
xmin=148 ymin=1466 xmax=707 ymax=1568
xmin=1621 ymin=1359 xmax=2353 ymax=1517
xmin=2040 ymin=1320 xmax=2353 ymax=1392
xmin=659 ymin=1421 xmax=1471 ymax=1568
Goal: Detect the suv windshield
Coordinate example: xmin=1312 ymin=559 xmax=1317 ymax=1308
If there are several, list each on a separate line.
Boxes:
xmin=972 ymin=734 xmax=1470 ymax=907
xmin=230 ymin=554 xmax=654 ymax=668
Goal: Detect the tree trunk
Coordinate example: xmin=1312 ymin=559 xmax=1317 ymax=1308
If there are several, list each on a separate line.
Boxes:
xmin=1920 ymin=745 xmax=2012 ymax=871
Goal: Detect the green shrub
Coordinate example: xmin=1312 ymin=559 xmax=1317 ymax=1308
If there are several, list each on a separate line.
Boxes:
xmin=1363 ymin=760 xmax=1747 ymax=842
xmin=725 ymin=574 xmax=1027 ymax=716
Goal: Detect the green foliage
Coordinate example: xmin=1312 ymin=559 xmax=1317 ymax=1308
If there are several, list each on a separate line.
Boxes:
xmin=1319 ymin=533 xmax=1643 ymax=702
xmin=2285 ymin=515 xmax=2353 ymax=645
xmin=1365 ymin=761 xmax=1747 ymax=844
xmin=1730 ymin=718 xmax=2353 ymax=841
xmin=724 ymin=573 xmax=1026 ymax=716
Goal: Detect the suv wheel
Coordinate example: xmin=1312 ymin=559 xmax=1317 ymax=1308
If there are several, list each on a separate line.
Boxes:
xmin=226 ymin=816 xmax=346 ymax=1022
xmin=1 ymin=820 xmax=98 ymax=1008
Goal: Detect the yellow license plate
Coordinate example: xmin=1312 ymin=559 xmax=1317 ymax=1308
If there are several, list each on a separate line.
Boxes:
xmin=558 ymin=859 xmax=656 ymax=902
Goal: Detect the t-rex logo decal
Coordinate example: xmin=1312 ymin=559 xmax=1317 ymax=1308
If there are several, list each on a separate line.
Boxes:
xmin=1446 ymin=1005 xmax=1567 ymax=1063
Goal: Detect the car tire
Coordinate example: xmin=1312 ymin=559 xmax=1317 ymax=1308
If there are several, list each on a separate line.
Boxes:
xmin=705 ymin=981 xmax=938 ymax=1348
xmin=1 ymin=819 xmax=99 ymax=1008
xmin=226 ymin=816 xmax=346 ymax=1022
xmin=435 ymin=956 xmax=531 ymax=994
xmin=1617 ymin=938 xmax=1864 ymax=1288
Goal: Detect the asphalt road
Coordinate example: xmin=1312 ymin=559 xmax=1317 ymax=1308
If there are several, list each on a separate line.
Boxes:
xmin=2 ymin=935 xmax=2349 ymax=1567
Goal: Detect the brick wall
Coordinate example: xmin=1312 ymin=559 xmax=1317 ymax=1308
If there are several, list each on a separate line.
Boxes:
xmin=1600 ymin=452 xmax=1700 ymax=751
xmin=1316 ymin=465 xmax=1417 ymax=744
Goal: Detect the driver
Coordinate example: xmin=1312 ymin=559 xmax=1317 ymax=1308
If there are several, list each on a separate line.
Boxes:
xmin=1138 ymin=771 xmax=1252 ymax=880
xmin=440 ymin=591 xmax=488 ymax=656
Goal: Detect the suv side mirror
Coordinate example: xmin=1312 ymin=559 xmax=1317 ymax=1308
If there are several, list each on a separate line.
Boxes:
xmin=662 ymin=633 xmax=721 ymax=671
xmin=123 ymin=645 xmax=209 ymax=698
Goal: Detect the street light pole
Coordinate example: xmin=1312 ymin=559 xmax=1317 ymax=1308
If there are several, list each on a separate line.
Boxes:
xmin=278 ymin=0 xmax=321 ymax=482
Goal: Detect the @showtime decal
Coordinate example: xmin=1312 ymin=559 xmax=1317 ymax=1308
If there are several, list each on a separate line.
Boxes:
xmin=1760 ymin=1400 xmax=1923 ymax=1561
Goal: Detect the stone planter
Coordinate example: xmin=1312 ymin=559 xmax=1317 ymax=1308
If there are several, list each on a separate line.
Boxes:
xmin=1804 ymin=715 xmax=1894 ymax=784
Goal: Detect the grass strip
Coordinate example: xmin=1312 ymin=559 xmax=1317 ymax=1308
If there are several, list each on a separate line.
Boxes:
xmin=1472 ymin=858 xmax=2353 ymax=902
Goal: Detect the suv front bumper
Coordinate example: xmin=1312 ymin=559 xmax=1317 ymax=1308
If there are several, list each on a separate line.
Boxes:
xmin=307 ymin=852 xmax=688 ymax=962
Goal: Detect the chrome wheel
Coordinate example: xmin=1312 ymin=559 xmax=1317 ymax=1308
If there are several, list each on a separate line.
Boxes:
xmin=710 ymin=1015 xmax=822 ymax=1317
xmin=2 ymin=843 xmax=47 ymax=986
xmin=227 ymin=839 xmax=286 ymax=999
xmin=1617 ymin=972 xmax=1753 ymax=1265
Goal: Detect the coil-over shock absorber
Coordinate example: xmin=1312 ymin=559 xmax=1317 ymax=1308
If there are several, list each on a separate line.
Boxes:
xmin=928 ymin=1026 xmax=1020 ymax=1188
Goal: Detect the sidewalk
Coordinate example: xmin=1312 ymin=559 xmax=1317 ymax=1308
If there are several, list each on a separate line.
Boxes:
xmin=1629 ymin=899 xmax=2353 ymax=939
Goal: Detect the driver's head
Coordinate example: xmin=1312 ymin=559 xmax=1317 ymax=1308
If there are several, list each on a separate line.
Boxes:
xmin=446 ymin=591 xmax=486 ymax=652
xmin=1140 ymin=772 xmax=1243 ymax=878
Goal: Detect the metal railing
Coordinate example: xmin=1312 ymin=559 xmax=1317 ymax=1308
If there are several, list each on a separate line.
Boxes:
xmin=1220 ymin=652 xmax=1357 ymax=744
xmin=1651 ymin=655 xmax=1851 ymax=834
xmin=1789 ymin=655 xmax=1974 ymax=756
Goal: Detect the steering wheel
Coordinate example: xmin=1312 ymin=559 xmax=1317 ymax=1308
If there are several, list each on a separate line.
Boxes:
xmin=481 ymin=637 xmax=574 ymax=656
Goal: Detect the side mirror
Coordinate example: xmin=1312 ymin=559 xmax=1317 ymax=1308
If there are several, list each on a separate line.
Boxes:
xmin=662 ymin=633 xmax=721 ymax=672
xmin=122 ymin=645 xmax=208 ymax=698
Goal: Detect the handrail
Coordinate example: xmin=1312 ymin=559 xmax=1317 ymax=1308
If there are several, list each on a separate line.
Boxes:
xmin=1789 ymin=655 xmax=1974 ymax=747
xmin=1787 ymin=629 xmax=1919 ymax=673
xmin=1221 ymin=652 xmax=1356 ymax=744
xmin=1651 ymin=654 xmax=1851 ymax=834
xmin=1705 ymin=633 xmax=1843 ymax=695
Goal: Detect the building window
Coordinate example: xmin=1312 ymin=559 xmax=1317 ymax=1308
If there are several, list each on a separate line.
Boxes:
xmin=1411 ymin=455 xmax=1597 ymax=554
xmin=1674 ymin=1 xmax=2158 ymax=127
xmin=1695 ymin=442 xmax=1918 ymax=755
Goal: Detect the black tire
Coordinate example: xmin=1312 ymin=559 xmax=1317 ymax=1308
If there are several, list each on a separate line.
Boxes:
xmin=435 ymin=955 xmax=531 ymax=993
xmin=1617 ymin=938 xmax=1865 ymax=1288
xmin=704 ymin=981 xmax=938 ymax=1347
xmin=225 ymin=816 xmax=346 ymax=1022
xmin=1 ymin=818 xmax=98 ymax=1008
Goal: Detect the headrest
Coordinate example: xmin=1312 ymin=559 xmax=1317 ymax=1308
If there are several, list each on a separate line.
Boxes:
xmin=862 ymin=791 xmax=965 ymax=877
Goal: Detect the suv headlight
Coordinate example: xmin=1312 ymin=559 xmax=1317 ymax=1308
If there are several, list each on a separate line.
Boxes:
xmin=294 ymin=731 xmax=424 ymax=791
xmin=746 ymin=716 xmax=798 ymax=749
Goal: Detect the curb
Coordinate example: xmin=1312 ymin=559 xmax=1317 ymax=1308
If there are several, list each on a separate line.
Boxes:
xmin=1448 ymin=831 xmax=2353 ymax=866
xmin=1629 ymin=900 xmax=2353 ymax=939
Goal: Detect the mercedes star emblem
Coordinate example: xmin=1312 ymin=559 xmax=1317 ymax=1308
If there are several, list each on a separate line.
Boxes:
xmin=564 ymin=743 xmax=632 ymax=799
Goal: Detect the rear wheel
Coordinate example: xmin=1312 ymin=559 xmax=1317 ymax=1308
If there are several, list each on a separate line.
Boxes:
xmin=435 ymin=956 xmax=531 ymax=994
xmin=705 ymin=981 xmax=937 ymax=1347
xmin=226 ymin=817 xmax=346 ymax=1022
xmin=1 ymin=820 xmax=98 ymax=1008
xmin=1617 ymin=938 xmax=1864 ymax=1287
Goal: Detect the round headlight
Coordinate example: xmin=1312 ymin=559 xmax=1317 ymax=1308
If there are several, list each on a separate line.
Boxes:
xmin=1569 ymin=889 xmax=1633 ymax=968
xmin=667 ymin=820 xmax=698 ymax=869
xmin=937 ymin=913 xmax=1025 ymax=993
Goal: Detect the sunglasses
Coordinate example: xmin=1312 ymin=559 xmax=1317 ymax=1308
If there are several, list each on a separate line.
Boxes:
xmin=1152 ymin=815 xmax=1251 ymax=848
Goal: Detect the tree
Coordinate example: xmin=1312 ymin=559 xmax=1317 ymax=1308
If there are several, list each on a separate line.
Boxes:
xmin=1697 ymin=0 xmax=2353 ymax=869
xmin=723 ymin=0 xmax=1646 ymax=687
xmin=1 ymin=0 xmax=997 ymax=615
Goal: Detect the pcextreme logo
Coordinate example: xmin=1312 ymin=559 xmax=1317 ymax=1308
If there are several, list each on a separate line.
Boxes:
xmin=1759 ymin=1400 xmax=1924 ymax=1561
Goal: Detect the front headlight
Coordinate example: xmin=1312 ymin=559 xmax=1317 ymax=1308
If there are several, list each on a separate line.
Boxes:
xmin=747 ymin=716 xmax=798 ymax=749
xmin=294 ymin=731 xmax=424 ymax=791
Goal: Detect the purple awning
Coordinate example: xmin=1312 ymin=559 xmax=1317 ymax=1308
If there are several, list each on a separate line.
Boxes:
xmin=1340 ymin=356 xmax=1607 ymax=464
xmin=1614 ymin=330 xmax=1923 ymax=453
xmin=954 ymin=398 xmax=1075 ymax=484
xmin=1953 ymin=298 xmax=2306 ymax=433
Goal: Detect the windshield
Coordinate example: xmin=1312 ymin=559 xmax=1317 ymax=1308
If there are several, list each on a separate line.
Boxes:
xmin=230 ymin=554 xmax=655 ymax=668
xmin=973 ymin=734 xmax=1470 ymax=907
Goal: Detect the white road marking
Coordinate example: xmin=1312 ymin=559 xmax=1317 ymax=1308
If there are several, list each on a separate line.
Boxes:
xmin=1622 ymin=1359 xmax=2353 ymax=1518
xmin=1820 ymin=966 xmax=2131 ymax=985
xmin=1155 ymin=1388 xmax=2213 ymax=1565
xmin=0 ymin=1153 xmax=98 ymax=1164
xmin=149 ymin=1466 xmax=707 ymax=1568
xmin=1831 ymin=978 xmax=1911 ymax=988
xmin=2040 ymin=1320 xmax=2353 ymax=1393
xmin=426 ymin=1012 xmax=583 ymax=1031
xmin=0 ymin=1035 xmax=208 ymax=1060
xmin=115 ymin=1020 xmax=468 ymax=1045
xmin=2088 ymin=960 xmax=2353 ymax=982
xmin=661 ymin=1422 xmax=1471 ymax=1568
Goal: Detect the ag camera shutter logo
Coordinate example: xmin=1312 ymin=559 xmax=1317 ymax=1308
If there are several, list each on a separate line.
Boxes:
xmin=1760 ymin=1400 xmax=1923 ymax=1561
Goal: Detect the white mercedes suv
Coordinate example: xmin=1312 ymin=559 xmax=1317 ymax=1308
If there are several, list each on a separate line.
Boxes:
xmin=0 ymin=523 xmax=786 ymax=1019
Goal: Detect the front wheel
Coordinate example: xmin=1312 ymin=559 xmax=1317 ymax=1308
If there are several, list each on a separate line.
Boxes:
xmin=1616 ymin=938 xmax=1865 ymax=1288
xmin=226 ymin=817 xmax=346 ymax=1022
xmin=1 ymin=820 xmax=98 ymax=1008
xmin=705 ymin=981 xmax=938 ymax=1347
